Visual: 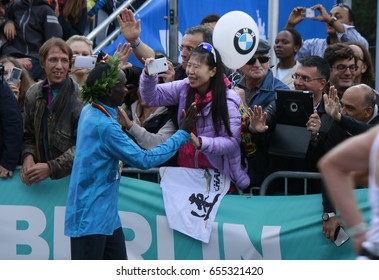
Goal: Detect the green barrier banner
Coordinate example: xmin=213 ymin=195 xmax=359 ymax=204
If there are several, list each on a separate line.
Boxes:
xmin=0 ymin=170 xmax=370 ymax=260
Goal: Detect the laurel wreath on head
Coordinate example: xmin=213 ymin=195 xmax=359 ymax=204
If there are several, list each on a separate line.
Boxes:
xmin=81 ymin=55 xmax=121 ymax=104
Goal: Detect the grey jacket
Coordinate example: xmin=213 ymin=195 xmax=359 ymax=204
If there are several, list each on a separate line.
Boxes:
xmin=22 ymin=77 xmax=83 ymax=179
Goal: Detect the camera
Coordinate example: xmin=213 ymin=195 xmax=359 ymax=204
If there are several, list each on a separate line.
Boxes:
xmin=73 ymin=56 xmax=97 ymax=69
xmin=302 ymin=8 xmax=315 ymax=18
xmin=147 ymin=57 xmax=168 ymax=75
xmin=8 ymin=66 xmax=22 ymax=84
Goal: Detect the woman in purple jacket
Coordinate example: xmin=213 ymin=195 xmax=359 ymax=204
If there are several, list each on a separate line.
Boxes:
xmin=139 ymin=43 xmax=250 ymax=190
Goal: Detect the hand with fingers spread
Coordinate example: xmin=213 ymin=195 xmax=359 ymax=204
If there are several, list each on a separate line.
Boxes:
xmin=115 ymin=43 xmax=133 ymax=70
xmin=324 ymin=85 xmax=341 ymax=121
xmin=179 ymin=102 xmax=197 ymax=134
xmin=248 ymin=105 xmax=269 ymax=133
xmin=117 ymin=8 xmax=141 ymax=44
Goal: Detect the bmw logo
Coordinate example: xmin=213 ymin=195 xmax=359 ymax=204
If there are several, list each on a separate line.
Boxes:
xmin=234 ymin=28 xmax=257 ymax=54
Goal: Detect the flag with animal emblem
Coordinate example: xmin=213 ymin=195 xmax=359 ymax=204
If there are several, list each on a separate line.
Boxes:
xmin=159 ymin=167 xmax=230 ymax=243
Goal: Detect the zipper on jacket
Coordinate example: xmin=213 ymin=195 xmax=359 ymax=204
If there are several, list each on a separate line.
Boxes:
xmin=194 ymin=149 xmax=199 ymax=168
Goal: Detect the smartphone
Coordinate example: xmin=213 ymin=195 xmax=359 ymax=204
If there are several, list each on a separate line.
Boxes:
xmin=74 ymin=56 xmax=97 ymax=69
xmin=147 ymin=57 xmax=168 ymax=75
xmin=8 ymin=66 xmax=22 ymax=84
xmin=303 ymin=8 xmax=315 ymax=18
xmin=334 ymin=226 xmax=350 ymax=247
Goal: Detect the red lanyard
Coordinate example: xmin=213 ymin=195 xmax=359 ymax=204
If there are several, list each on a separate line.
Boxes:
xmin=91 ymin=102 xmax=112 ymax=118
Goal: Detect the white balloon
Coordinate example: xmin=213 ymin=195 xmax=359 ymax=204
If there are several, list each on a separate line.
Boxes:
xmin=213 ymin=11 xmax=259 ymax=70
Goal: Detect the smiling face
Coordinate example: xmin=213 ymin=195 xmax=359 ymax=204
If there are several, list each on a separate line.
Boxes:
xmin=330 ymin=57 xmax=357 ymax=94
xmin=185 ymin=54 xmax=216 ymax=95
xmin=293 ymin=65 xmax=327 ymax=101
xmin=42 ymin=46 xmax=70 ymax=85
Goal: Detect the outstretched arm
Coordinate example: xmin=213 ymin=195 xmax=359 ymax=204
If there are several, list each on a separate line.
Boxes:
xmin=117 ymin=8 xmax=155 ymax=63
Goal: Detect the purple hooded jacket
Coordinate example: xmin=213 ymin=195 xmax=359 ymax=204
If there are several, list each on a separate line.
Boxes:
xmin=139 ymin=73 xmax=250 ymax=189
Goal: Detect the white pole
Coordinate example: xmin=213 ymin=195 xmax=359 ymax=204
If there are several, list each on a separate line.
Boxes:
xmin=268 ymin=0 xmax=279 ymax=66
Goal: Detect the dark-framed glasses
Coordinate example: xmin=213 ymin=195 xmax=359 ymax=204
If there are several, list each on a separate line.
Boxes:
xmin=332 ymin=64 xmax=358 ymax=72
xmin=292 ymin=74 xmax=324 ymax=82
xmin=198 ymin=42 xmax=217 ymax=63
xmin=246 ymin=56 xmax=270 ymax=65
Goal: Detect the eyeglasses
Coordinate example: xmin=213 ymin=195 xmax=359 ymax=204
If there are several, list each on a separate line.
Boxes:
xmin=47 ymin=57 xmax=70 ymax=64
xmin=178 ymin=45 xmax=194 ymax=53
xmin=198 ymin=42 xmax=217 ymax=63
xmin=332 ymin=64 xmax=358 ymax=72
xmin=246 ymin=56 xmax=270 ymax=65
xmin=292 ymin=74 xmax=324 ymax=82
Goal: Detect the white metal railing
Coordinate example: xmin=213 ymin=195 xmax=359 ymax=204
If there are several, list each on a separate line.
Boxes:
xmin=87 ymin=0 xmax=153 ymax=54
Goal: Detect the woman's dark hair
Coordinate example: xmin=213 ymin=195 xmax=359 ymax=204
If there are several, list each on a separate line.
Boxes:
xmin=184 ymin=43 xmax=232 ymax=136
xmin=282 ymin=28 xmax=303 ymax=51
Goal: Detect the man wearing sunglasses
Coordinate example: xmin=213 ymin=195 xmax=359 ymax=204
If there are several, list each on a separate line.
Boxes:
xmin=285 ymin=3 xmax=368 ymax=60
xmin=324 ymin=43 xmax=357 ymax=99
xmin=235 ymin=39 xmax=289 ymax=191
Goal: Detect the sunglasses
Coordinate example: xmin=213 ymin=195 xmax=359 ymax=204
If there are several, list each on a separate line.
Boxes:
xmin=246 ymin=56 xmax=270 ymax=65
xmin=198 ymin=42 xmax=217 ymax=63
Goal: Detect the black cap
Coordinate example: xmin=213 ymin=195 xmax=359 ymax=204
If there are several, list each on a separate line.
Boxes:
xmin=256 ymin=39 xmax=271 ymax=54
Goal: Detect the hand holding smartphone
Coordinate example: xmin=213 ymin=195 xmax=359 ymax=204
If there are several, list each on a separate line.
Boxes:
xmin=8 ymin=67 xmax=22 ymax=85
xmin=147 ymin=57 xmax=169 ymax=75
xmin=73 ymin=56 xmax=97 ymax=69
xmin=334 ymin=226 xmax=350 ymax=247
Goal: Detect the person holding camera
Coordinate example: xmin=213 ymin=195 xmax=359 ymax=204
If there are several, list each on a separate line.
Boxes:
xmin=139 ymin=42 xmax=250 ymax=190
xmin=285 ymin=3 xmax=368 ymax=60
xmin=0 ymin=65 xmax=23 ymax=178
xmin=2 ymin=0 xmax=63 ymax=81
xmin=0 ymin=56 xmax=35 ymax=112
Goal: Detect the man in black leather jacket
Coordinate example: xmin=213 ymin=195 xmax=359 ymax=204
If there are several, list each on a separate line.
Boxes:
xmin=20 ymin=37 xmax=83 ymax=185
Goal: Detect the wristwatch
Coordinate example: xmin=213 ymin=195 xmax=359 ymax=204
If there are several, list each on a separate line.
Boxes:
xmin=329 ymin=16 xmax=338 ymax=27
xmin=322 ymin=212 xmax=336 ymax=221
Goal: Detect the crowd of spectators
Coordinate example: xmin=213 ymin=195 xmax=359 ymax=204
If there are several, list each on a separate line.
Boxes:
xmin=0 ymin=0 xmax=377 ymax=259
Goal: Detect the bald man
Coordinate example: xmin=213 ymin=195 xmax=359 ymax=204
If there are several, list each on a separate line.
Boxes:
xmin=320 ymin=83 xmax=379 ymax=243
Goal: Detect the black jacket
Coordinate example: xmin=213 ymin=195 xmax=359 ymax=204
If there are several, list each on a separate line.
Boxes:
xmin=0 ymin=79 xmax=23 ymax=171
xmin=2 ymin=0 xmax=62 ymax=59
